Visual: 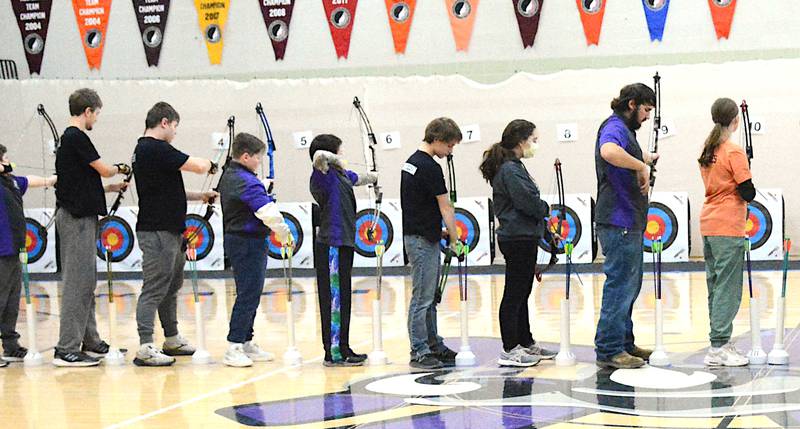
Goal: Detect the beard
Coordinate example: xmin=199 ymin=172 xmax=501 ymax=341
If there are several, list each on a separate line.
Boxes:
xmin=623 ymin=110 xmax=642 ymax=131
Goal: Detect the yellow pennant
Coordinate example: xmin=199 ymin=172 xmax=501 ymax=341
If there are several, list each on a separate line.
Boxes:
xmin=193 ymin=0 xmax=229 ymax=64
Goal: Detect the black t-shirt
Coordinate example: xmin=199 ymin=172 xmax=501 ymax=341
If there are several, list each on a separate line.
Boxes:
xmin=133 ymin=136 xmax=190 ymax=233
xmin=400 ymin=150 xmax=447 ymax=243
xmin=55 ymin=126 xmax=105 ymax=217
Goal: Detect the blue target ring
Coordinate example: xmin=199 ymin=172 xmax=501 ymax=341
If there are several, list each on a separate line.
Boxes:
xmin=746 ymin=200 xmax=772 ymax=250
xmin=25 ymin=218 xmax=47 ymax=264
xmin=643 ymin=202 xmax=678 ymax=253
xmin=439 ymin=208 xmax=480 ymax=254
xmin=538 ymin=205 xmax=582 ymax=255
xmin=267 ymin=212 xmax=303 ymax=260
xmin=354 ymin=210 xmax=394 ymax=258
xmin=96 ymin=215 xmax=135 ymax=263
xmin=183 ymin=214 xmax=215 ymax=261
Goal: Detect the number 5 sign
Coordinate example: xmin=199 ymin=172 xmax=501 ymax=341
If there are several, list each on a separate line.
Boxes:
xmin=556 ymin=123 xmax=579 ymax=142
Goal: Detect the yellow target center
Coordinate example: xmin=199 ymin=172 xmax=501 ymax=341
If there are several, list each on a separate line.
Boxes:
xmin=745 ymin=219 xmax=754 ymax=233
xmin=107 ymin=233 xmax=119 ymax=247
xmin=646 ymin=220 xmax=660 ymax=235
xmin=25 ymin=235 xmax=32 ymax=248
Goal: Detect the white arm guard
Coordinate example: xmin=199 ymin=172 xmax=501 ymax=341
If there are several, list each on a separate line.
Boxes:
xmin=312 ymin=150 xmax=344 ymax=174
xmin=255 ymin=202 xmax=290 ymax=243
xmin=354 ymin=172 xmax=378 ymax=187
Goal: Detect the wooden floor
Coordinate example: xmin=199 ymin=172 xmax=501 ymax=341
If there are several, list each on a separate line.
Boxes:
xmin=4 ymin=270 xmax=800 ymax=428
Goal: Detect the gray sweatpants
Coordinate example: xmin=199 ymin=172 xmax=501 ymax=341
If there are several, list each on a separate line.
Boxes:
xmin=703 ymin=236 xmax=745 ymax=348
xmin=56 ymin=210 xmax=102 ymax=352
xmin=136 ymin=230 xmax=184 ymax=345
xmin=0 ymin=255 xmax=22 ymax=351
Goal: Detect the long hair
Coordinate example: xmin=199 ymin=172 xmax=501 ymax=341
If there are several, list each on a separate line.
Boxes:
xmin=698 ymin=98 xmax=739 ymax=167
xmin=479 ymin=119 xmax=535 ymax=183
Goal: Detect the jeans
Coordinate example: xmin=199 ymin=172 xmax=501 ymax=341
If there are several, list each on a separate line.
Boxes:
xmin=594 ymin=225 xmax=644 ymax=361
xmin=225 ymin=234 xmax=269 ymax=344
xmin=498 ymin=239 xmax=537 ymax=352
xmin=405 ymin=235 xmax=445 ymax=359
xmin=703 ymin=236 xmax=745 ymax=347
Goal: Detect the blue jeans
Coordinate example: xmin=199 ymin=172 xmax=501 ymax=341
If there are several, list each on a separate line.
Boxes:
xmin=224 ymin=234 xmax=269 ymax=344
xmin=594 ymin=225 xmax=644 ymax=361
xmin=405 ymin=235 xmax=445 ymax=359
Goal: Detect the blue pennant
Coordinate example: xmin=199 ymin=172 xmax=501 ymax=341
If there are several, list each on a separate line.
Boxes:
xmin=641 ymin=0 xmax=671 ymax=41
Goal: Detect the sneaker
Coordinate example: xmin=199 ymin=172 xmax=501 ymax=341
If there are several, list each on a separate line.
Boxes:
xmin=223 ymin=344 xmax=253 ymax=368
xmin=3 ymin=346 xmax=28 ymax=362
xmin=323 ymin=355 xmax=366 ymax=367
xmin=704 ymin=343 xmax=748 ymax=367
xmin=133 ymin=344 xmax=176 ymax=367
xmin=628 ymin=345 xmax=653 ymax=361
xmin=596 ymin=351 xmax=645 ymax=369
xmin=0 ymin=359 xmax=7 ymax=367
xmin=53 ymin=349 xmax=100 ymax=367
xmin=523 ymin=341 xmax=557 ymax=360
xmin=162 ymin=335 xmax=196 ymax=356
xmin=498 ymin=345 xmax=541 ymax=367
xmin=81 ymin=341 xmax=110 ymax=359
xmin=409 ymin=354 xmax=444 ymax=370
xmin=433 ymin=347 xmax=458 ymax=366
xmin=344 ymin=348 xmax=368 ymax=362
xmin=242 ymin=341 xmax=274 ymax=362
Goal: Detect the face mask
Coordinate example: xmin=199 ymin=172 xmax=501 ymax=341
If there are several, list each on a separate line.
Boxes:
xmin=522 ymin=143 xmax=539 ymax=159
xmin=0 ymin=162 xmax=13 ymax=174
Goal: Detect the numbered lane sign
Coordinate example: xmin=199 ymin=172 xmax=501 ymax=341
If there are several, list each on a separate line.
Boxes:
xmin=380 ymin=131 xmax=402 ymax=150
xmin=460 ymin=124 xmax=481 ymax=143
xmin=556 ymin=123 xmax=578 ymax=142
xmin=293 ymin=130 xmax=314 ymax=149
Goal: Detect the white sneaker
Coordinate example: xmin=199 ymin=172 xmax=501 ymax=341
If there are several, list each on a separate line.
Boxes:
xmin=704 ymin=343 xmax=748 ymax=367
xmin=224 ymin=344 xmax=253 ymax=368
xmin=498 ymin=345 xmax=541 ymax=367
xmin=243 ymin=341 xmax=275 ymax=362
xmin=133 ymin=344 xmax=176 ymax=367
xmin=163 ymin=334 xmax=196 ymax=356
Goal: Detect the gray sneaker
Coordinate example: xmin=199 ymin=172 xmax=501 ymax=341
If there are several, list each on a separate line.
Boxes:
xmin=498 ymin=345 xmax=541 ymax=367
xmin=134 ymin=344 xmax=176 ymax=367
xmin=162 ymin=335 xmax=196 ymax=357
xmin=524 ymin=341 xmax=557 ymax=360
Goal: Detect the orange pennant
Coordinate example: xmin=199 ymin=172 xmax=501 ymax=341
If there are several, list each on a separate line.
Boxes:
xmin=707 ymin=0 xmax=737 ymax=40
xmin=72 ymin=0 xmax=112 ymax=70
xmin=575 ymin=0 xmax=606 ymax=46
xmin=385 ymin=0 xmax=417 ymax=54
xmin=445 ymin=0 xmax=479 ymax=52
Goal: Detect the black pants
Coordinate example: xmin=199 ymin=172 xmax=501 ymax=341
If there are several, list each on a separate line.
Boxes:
xmin=498 ymin=239 xmax=538 ymax=352
xmin=314 ymin=242 xmax=354 ymax=359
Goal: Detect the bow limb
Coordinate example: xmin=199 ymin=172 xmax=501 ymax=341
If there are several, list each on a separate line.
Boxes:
xmin=37 ymin=104 xmax=60 ymax=231
xmin=352 ymin=97 xmax=383 ymax=241
xmin=648 ymin=72 xmax=661 ymax=199
xmin=255 ymin=103 xmax=277 ymax=198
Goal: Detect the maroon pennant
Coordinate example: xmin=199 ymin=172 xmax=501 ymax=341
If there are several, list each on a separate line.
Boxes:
xmin=11 ymin=0 xmax=53 ymax=75
xmin=132 ymin=0 xmax=171 ymax=67
xmin=258 ymin=0 xmax=295 ymax=61
xmin=512 ymin=0 xmax=544 ymax=48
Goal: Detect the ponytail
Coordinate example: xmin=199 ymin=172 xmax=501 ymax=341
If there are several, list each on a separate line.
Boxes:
xmin=698 ymin=98 xmax=739 ymax=168
xmin=479 ymin=143 xmax=516 ymax=183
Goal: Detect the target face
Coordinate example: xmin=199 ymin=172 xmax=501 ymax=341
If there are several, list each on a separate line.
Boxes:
xmin=439 ymin=208 xmax=481 ymax=254
xmin=267 ymin=212 xmax=304 ymax=260
xmin=183 ymin=214 xmax=215 ymax=261
xmin=24 ymin=218 xmax=47 ymax=264
xmin=538 ymin=204 xmax=582 ymax=255
xmin=746 ymin=200 xmax=773 ymax=250
xmin=96 ymin=216 xmax=135 ymax=262
xmin=644 ymin=202 xmax=678 ymax=252
xmin=354 ymin=210 xmax=395 ymax=258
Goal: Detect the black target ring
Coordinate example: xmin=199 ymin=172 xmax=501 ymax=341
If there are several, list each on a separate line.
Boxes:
xmin=96 ymin=215 xmax=135 ymax=262
xmin=354 ymin=210 xmax=395 ymax=258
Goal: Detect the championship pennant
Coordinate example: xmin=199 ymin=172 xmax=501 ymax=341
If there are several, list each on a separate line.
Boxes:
xmin=575 ymin=0 xmax=606 ymax=46
xmin=322 ymin=0 xmax=359 ymax=59
xmin=445 ymin=0 xmax=479 ymax=52
xmin=641 ymin=0 xmax=670 ymax=42
xmin=193 ymin=0 xmax=230 ymax=64
xmin=384 ymin=0 xmax=417 ymax=54
xmin=707 ymin=0 xmax=737 ymax=40
xmin=258 ymin=0 xmax=295 ymax=60
xmin=72 ymin=0 xmax=113 ymax=70
xmin=511 ymin=0 xmax=544 ymax=49
xmin=11 ymin=0 xmax=53 ymax=75
xmin=132 ymin=0 xmax=171 ymax=67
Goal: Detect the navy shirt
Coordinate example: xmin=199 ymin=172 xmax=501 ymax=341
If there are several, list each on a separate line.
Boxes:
xmin=219 ymin=161 xmax=276 ymax=238
xmin=310 ymin=166 xmax=359 ymax=248
xmin=594 ymin=114 xmax=648 ymax=231
xmin=55 ymin=126 xmax=105 ymax=217
xmin=0 ymin=175 xmax=28 ymax=257
xmin=133 ymin=136 xmax=190 ymax=233
xmin=401 ymin=150 xmax=447 ymax=243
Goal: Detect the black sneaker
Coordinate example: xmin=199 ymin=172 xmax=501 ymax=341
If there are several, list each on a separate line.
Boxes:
xmin=433 ymin=348 xmax=457 ymax=366
xmin=323 ymin=356 xmax=365 ymax=367
xmin=3 ymin=346 xmax=28 ymax=362
xmin=410 ymin=354 xmax=444 ymax=370
xmin=53 ymin=349 xmax=100 ymax=367
xmin=82 ymin=341 xmax=127 ymax=359
xmin=344 ymin=349 xmax=368 ymax=363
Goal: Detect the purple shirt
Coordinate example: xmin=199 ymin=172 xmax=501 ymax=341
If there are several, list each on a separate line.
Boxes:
xmin=0 ymin=175 xmax=29 ymax=257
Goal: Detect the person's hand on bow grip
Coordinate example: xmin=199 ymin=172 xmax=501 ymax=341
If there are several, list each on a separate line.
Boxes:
xmin=114 ymin=163 xmax=132 ymax=176
xmin=449 ymin=240 xmax=467 ymax=262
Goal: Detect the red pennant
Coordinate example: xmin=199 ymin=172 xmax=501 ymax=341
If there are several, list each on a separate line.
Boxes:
xmin=11 ymin=0 xmax=53 ymax=75
xmin=445 ymin=0 xmax=480 ymax=52
xmin=384 ymin=0 xmax=417 ymax=54
xmin=512 ymin=0 xmax=544 ymax=49
xmin=575 ymin=0 xmax=606 ymax=46
xmin=707 ymin=0 xmax=737 ymax=40
xmin=72 ymin=0 xmax=113 ymax=70
xmin=132 ymin=0 xmax=171 ymax=67
xmin=259 ymin=0 xmax=295 ymax=61
xmin=322 ymin=0 xmax=359 ymax=59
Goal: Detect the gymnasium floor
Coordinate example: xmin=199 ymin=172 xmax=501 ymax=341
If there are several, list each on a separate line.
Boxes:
xmin=4 ymin=269 xmax=800 ymax=428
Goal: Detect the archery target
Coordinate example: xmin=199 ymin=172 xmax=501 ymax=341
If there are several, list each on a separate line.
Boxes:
xmin=24 ymin=209 xmax=56 ymax=273
xmin=354 ymin=199 xmax=403 ymax=267
xmin=436 ymin=198 xmax=491 ymax=266
xmin=537 ymin=194 xmax=593 ymax=264
xmin=749 ymin=188 xmax=784 ymax=261
xmin=96 ymin=207 xmax=143 ymax=272
xmin=183 ymin=207 xmax=224 ymax=271
xmin=96 ymin=216 xmax=134 ymax=262
xmin=267 ymin=202 xmax=313 ymax=269
xmin=642 ymin=192 xmax=690 ymax=262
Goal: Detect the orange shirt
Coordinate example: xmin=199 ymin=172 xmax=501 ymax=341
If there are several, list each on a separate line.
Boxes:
xmin=699 ymin=141 xmax=752 ymax=237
